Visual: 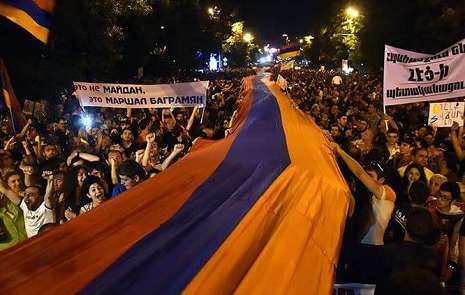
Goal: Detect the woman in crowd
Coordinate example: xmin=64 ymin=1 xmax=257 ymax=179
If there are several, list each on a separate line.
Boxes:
xmin=0 ymin=70 xmax=251 ymax=251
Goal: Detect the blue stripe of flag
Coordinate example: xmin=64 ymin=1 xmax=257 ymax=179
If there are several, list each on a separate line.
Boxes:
xmin=80 ymin=78 xmax=291 ymax=295
xmin=4 ymin=0 xmax=52 ymax=28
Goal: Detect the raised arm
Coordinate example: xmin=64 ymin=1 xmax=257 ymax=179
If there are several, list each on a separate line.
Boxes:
xmin=4 ymin=136 xmax=16 ymax=151
xmin=35 ymin=136 xmax=43 ymax=161
xmin=330 ymin=142 xmax=384 ymax=199
xmin=109 ymin=158 xmax=119 ymax=185
xmin=18 ymin=119 xmax=32 ymax=138
xmin=142 ymin=133 xmax=156 ymax=168
xmin=77 ymin=152 xmax=100 ymax=162
xmin=42 ymin=171 xmax=56 ymax=209
xmin=19 ymin=164 xmax=34 ymax=187
xmin=161 ymin=144 xmax=184 ymax=170
xmin=0 ymin=180 xmax=21 ymax=205
xmin=451 ymin=122 xmax=464 ymax=161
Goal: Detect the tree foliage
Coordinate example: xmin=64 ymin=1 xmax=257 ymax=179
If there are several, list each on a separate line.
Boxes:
xmin=222 ymin=21 xmax=258 ymax=67
xmin=309 ymin=0 xmax=465 ymax=70
xmin=0 ymin=0 xmax=236 ymax=100
xmin=358 ymin=0 xmax=465 ymax=69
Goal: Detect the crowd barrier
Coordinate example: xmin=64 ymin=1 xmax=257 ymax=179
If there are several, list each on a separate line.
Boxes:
xmin=333 ymin=284 xmax=376 ymax=295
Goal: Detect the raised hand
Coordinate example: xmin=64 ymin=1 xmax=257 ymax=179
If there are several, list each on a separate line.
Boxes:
xmin=42 ymin=170 xmax=54 ymax=181
xmin=20 ymin=165 xmax=34 ymax=176
xmin=146 ymin=133 xmax=156 ymax=143
xmin=64 ymin=209 xmax=77 ymax=221
xmin=451 ymin=121 xmax=459 ymax=133
xmin=174 ymin=144 xmax=185 ymax=153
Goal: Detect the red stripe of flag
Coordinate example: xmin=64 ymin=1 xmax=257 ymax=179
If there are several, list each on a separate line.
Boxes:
xmin=0 ymin=59 xmax=27 ymax=131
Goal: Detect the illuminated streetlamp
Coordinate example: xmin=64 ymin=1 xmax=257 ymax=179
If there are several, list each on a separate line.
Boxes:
xmin=282 ymin=33 xmax=289 ymax=44
xmin=345 ymin=7 xmax=360 ymax=19
xmin=208 ymin=6 xmax=220 ymax=18
xmin=243 ymin=32 xmax=254 ymax=43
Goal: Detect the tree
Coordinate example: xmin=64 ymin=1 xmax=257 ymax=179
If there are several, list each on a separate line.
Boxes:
xmin=315 ymin=6 xmax=364 ymax=67
xmin=358 ymin=0 xmax=465 ymax=69
xmin=0 ymin=0 xmax=236 ymax=100
xmin=222 ymin=21 xmax=258 ymax=67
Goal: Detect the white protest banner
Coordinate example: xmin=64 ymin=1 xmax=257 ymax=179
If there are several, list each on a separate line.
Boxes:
xmin=384 ymin=38 xmax=465 ymax=106
xmin=428 ymin=102 xmax=464 ymax=127
xmin=276 ymin=75 xmax=288 ymax=91
xmin=73 ymin=81 xmax=209 ymax=109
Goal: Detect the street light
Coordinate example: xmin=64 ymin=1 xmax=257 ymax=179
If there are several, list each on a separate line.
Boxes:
xmin=243 ymin=32 xmax=254 ymax=43
xmin=345 ymin=7 xmax=360 ymax=19
xmin=282 ymin=33 xmax=289 ymax=44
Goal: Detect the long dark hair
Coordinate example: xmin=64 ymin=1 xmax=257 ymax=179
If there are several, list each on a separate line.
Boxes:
xmin=63 ymin=166 xmax=88 ymax=214
xmin=402 ymin=163 xmax=427 ymax=191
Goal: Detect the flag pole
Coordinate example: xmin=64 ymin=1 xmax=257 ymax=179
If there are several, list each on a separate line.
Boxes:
xmin=382 ymin=88 xmax=389 ymax=131
xmin=8 ymin=105 xmax=16 ymax=133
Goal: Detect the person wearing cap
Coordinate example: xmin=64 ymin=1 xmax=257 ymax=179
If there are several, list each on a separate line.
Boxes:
xmin=330 ymin=141 xmax=396 ymax=245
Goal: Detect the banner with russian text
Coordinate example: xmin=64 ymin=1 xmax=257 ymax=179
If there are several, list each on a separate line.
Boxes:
xmin=383 ymin=38 xmax=465 ymax=106
xmin=74 ymin=81 xmax=209 ymax=109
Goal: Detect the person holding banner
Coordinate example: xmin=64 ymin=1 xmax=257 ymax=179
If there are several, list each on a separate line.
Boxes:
xmin=279 ymin=66 xmax=465 ymax=291
xmin=0 ymin=70 xmax=251 ymax=252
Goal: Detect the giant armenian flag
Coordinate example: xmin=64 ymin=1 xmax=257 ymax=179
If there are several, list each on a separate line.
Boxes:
xmin=0 ymin=76 xmax=351 ymax=295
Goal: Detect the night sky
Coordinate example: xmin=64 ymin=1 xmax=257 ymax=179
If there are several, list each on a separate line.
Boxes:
xmin=220 ymin=0 xmax=344 ymax=46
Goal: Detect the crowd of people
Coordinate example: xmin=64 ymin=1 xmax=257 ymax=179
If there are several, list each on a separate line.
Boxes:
xmin=2 ymin=64 xmax=465 ymax=293
xmin=279 ymin=68 xmax=465 ymax=293
xmin=0 ymin=69 xmax=254 ymax=251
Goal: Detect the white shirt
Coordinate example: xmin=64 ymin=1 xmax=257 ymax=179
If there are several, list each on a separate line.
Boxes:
xmin=80 ymin=202 xmax=96 ymax=214
xmin=361 ymin=185 xmax=396 ymax=245
xmin=19 ymin=200 xmax=55 ymax=238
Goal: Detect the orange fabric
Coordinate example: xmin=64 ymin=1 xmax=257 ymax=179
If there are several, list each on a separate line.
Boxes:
xmin=0 ymin=79 xmax=253 ymax=295
xmin=32 ymin=0 xmax=55 ymax=13
xmin=0 ymin=2 xmax=50 ymax=43
xmin=183 ymin=77 xmax=351 ymax=295
xmin=383 ymin=185 xmax=396 ymax=202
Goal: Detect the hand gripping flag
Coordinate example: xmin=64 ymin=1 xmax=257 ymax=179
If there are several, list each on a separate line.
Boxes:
xmin=0 ymin=76 xmax=352 ymax=295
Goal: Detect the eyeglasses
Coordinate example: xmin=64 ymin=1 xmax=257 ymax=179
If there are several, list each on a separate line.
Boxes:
xmin=438 ymin=195 xmax=453 ymax=201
